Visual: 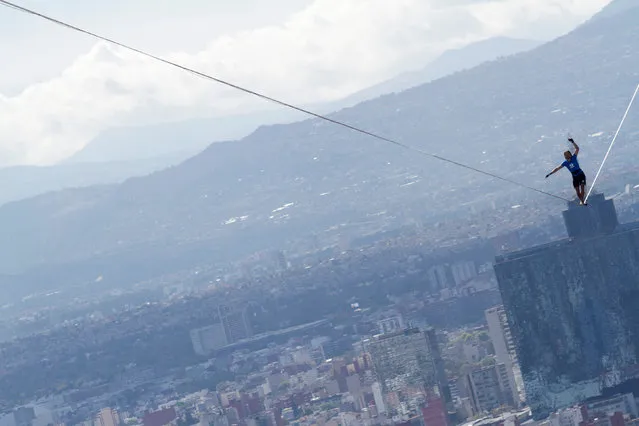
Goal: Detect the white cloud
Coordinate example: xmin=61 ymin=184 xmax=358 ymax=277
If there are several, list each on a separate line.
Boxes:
xmin=470 ymin=0 xmax=611 ymax=35
xmin=0 ymin=0 xmax=612 ymax=166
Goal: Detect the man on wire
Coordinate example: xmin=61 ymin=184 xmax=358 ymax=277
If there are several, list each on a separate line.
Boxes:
xmin=546 ymin=137 xmax=588 ymax=205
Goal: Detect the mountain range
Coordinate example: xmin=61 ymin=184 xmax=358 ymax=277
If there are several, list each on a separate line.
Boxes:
xmin=1 ymin=1 xmax=638 ymax=300
xmin=335 ymin=36 xmax=541 ymax=106
xmin=0 ymin=36 xmax=540 ymax=207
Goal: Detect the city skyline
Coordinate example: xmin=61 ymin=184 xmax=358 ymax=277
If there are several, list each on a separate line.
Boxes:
xmin=2 ymin=2 xmax=639 ymax=426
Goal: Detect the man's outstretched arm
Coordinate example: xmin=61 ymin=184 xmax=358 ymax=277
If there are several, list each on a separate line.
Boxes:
xmin=546 ymin=165 xmax=563 ymax=178
xmin=569 ymin=137 xmax=580 ymax=156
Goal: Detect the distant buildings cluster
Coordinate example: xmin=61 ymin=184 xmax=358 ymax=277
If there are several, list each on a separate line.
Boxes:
xmin=8 ymin=191 xmax=639 ymax=426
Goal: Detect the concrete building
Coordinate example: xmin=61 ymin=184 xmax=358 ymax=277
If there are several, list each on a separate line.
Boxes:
xmin=424 ymin=328 xmax=453 ymax=406
xmin=494 ymin=194 xmax=639 ymax=419
xmin=451 ymin=261 xmax=477 ymax=287
xmin=190 ymin=323 xmax=228 ymax=356
xmin=548 ymin=407 xmax=584 ymax=426
xmin=466 ymin=363 xmax=518 ymax=414
xmin=485 ymin=306 xmax=524 ymax=401
xmin=428 ymin=261 xmax=477 ymax=292
xmin=346 ymin=374 xmax=362 ymax=395
xmin=485 ymin=306 xmax=516 ymax=367
xmin=372 ymin=382 xmax=386 ymax=414
xmin=364 ymin=328 xmax=442 ymax=415
xmin=580 ymin=412 xmax=626 ymax=426
xmin=378 ymin=315 xmax=405 ymax=335
xmin=583 ymin=393 xmax=638 ymax=419
xmin=96 ymin=408 xmax=120 ymax=426
xmin=497 ymin=363 xmax=520 ymax=409
xmin=427 ymin=265 xmax=451 ymax=292
xmin=219 ymin=304 xmax=253 ymax=344
xmin=142 ymin=408 xmax=177 ymax=426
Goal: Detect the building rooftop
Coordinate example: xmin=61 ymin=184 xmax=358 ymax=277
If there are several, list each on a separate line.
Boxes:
xmin=496 ymin=193 xmax=639 ymax=264
xmin=463 ymin=408 xmax=532 ymax=426
xmin=369 ymin=327 xmax=423 ymax=342
xmin=495 ymin=219 xmax=639 ymax=264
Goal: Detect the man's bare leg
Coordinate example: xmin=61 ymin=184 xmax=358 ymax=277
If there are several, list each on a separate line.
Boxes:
xmin=577 ymin=184 xmax=587 ymax=205
xmin=575 ymin=186 xmax=583 ymax=204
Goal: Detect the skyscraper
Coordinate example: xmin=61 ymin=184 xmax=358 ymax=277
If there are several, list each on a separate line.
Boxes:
xmin=425 ymin=327 xmax=453 ymax=406
xmin=485 ymin=306 xmax=524 ymax=401
xmin=494 ymin=194 xmax=639 ymax=419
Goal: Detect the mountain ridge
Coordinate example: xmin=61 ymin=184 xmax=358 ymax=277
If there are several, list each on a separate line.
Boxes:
xmin=0 ymin=36 xmax=541 ymax=207
xmin=339 ymin=36 xmax=542 ymax=104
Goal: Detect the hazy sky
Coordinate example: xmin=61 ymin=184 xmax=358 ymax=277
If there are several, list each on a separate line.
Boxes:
xmin=0 ymin=0 xmax=612 ymax=166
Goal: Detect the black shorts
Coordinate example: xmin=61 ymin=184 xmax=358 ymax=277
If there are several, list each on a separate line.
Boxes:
xmin=572 ymin=170 xmax=586 ymax=188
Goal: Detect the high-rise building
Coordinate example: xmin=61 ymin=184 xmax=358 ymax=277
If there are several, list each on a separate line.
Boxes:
xmin=451 ymin=261 xmax=477 ymax=287
xmin=494 ymin=194 xmax=639 ymax=419
xmin=485 ymin=306 xmax=516 ymax=366
xmin=427 ymin=265 xmax=451 ymax=292
xmin=372 ymin=382 xmax=386 ymax=414
xmin=364 ymin=328 xmax=443 ymax=416
xmin=424 ymin=328 xmax=453 ymax=406
xmin=428 ymin=261 xmax=477 ymax=292
xmin=485 ymin=306 xmax=524 ymax=401
xmin=218 ymin=304 xmax=253 ymax=343
xmin=465 ymin=363 xmax=518 ymax=414
xmin=96 ymin=408 xmax=120 ymax=426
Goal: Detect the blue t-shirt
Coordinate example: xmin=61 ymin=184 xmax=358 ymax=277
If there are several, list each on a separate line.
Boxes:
xmin=562 ymin=154 xmax=581 ymax=175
